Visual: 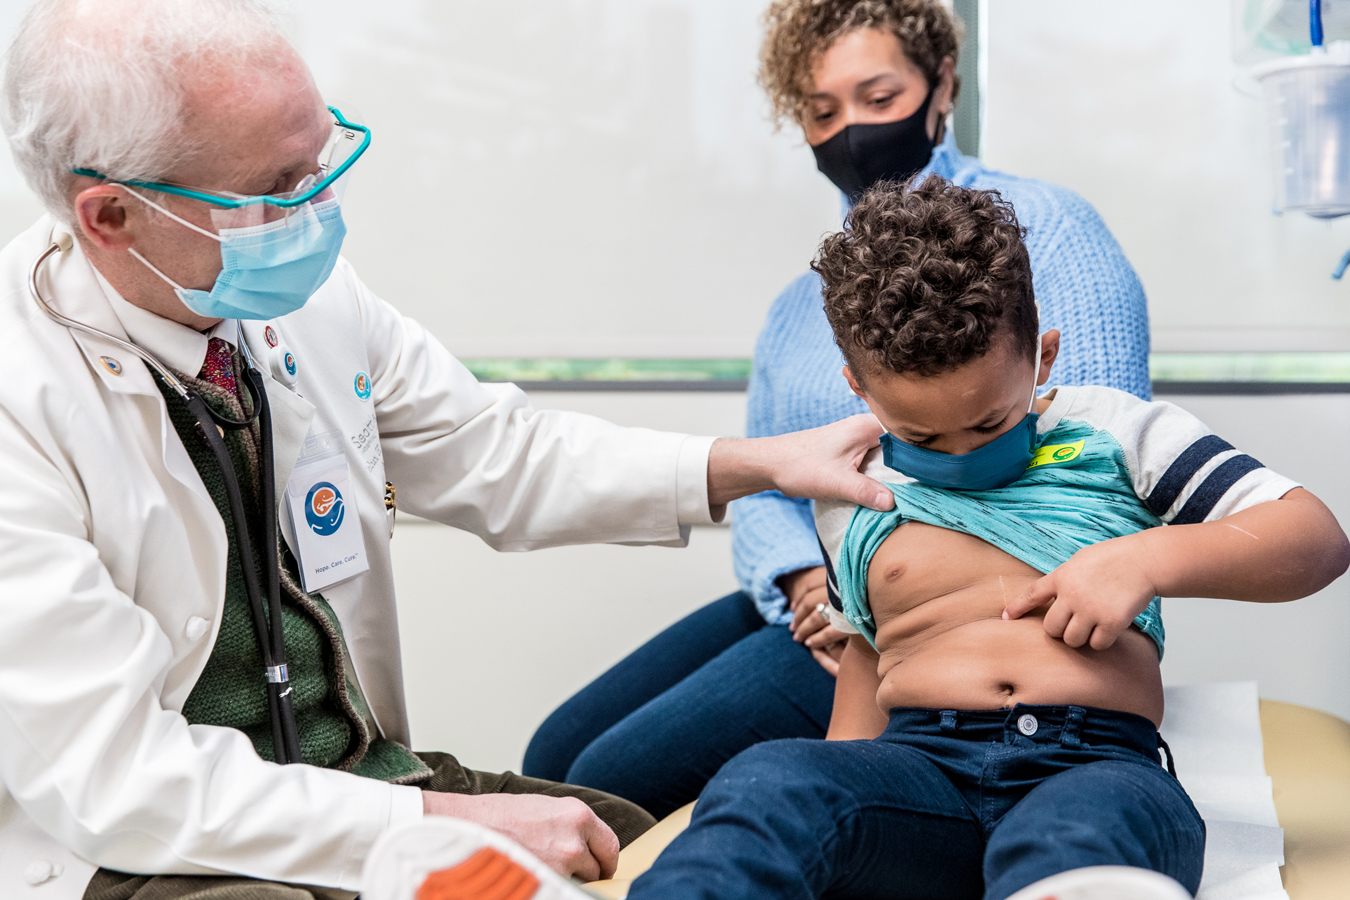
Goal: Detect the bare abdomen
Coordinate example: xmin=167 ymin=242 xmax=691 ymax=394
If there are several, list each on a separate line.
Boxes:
xmin=876 ymin=616 xmax=1164 ymax=725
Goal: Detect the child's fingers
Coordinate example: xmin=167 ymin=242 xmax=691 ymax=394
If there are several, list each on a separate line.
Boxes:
xmin=1039 ymin=596 xmax=1072 ymax=638
xmin=1088 ymin=624 xmax=1121 ymax=651
xmin=1004 ymin=574 xmax=1056 ymax=620
xmin=1060 ymin=613 xmax=1095 ymax=649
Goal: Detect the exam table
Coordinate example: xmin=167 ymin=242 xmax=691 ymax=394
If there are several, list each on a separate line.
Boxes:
xmin=587 ymin=696 xmax=1350 ymax=900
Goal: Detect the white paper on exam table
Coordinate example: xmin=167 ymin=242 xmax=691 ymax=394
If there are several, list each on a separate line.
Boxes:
xmin=1159 ymin=682 xmax=1286 ymax=900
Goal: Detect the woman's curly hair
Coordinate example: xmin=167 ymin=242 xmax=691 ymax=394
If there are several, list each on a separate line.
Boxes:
xmin=759 ymin=0 xmax=963 ymax=128
xmin=813 ymin=178 xmax=1038 ymax=378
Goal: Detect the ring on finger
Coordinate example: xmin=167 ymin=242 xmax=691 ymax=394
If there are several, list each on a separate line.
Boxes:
xmin=815 ymin=602 xmax=829 ymax=625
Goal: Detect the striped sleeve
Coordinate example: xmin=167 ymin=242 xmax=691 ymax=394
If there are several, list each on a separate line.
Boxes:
xmin=1074 ymin=386 xmax=1303 ymax=524
xmin=814 ymin=449 xmax=895 ymax=634
xmin=815 ymin=498 xmax=857 ymax=634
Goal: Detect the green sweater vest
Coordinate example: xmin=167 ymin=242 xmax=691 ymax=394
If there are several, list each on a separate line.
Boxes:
xmin=155 ymin=362 xmax=429 ymax=784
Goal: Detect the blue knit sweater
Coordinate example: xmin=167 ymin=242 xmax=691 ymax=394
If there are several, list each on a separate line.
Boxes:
xmin=732 ymin=132 xmax=1152 ymax=625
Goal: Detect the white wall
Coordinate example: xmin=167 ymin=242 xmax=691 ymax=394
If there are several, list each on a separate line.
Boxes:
xmin=985 ymin=0 xmax=1350 ymax=352
xmin=391 ymin=391 xmax=744 ymax=772
xmin=393 ymin=390 xmax=1350 ymax=773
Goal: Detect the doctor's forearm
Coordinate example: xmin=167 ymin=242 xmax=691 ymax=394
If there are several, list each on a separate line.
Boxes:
xmin=706 ymin=437 xmax=777 ymax=507
xmin=705 ymin=415 xmax=894 ymax=512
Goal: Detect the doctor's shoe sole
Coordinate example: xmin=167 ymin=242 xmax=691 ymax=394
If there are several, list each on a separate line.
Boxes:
xmin=361 ymin=817 xmax=596 ymax=900
xmin=1003 ymin=866 xmax=1192 ymax=900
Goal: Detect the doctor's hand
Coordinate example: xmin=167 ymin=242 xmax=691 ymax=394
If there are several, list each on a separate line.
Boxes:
xmin=707 ymin=414 xmax=894 ymax=515
xmin=422 ymin=791 xmax=619 ymax=881
xmin=1001 ymin=536 xmax=1158 ymax=651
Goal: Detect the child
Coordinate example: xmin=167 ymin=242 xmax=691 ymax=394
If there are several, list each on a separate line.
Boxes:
xmin=363 ymin=180 xmax=1350 ymax=900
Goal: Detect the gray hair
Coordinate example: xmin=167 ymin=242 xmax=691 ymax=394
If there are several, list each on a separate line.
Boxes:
xmin=2 ymin=0 xmax=292 ymax=223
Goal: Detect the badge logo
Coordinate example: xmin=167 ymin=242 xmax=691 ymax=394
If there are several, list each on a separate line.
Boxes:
xmin=264 ymin=326 xmax=279 ymax=348
xmin=285 ymin=352 xmax=297 ymax=377
xmin=98 ymin=356 xmax=122 ymax=376
xmin=1027 ymin=439 xmax=1086 ymax=470
xmin=354 ymin=371 xmax=372 ymax=401
xmin=305 ymin=481 xmax=345 ymax=536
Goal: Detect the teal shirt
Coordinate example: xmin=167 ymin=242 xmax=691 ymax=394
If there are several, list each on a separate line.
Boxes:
xmin=836 ymin=419 xmax=1166 ymax=657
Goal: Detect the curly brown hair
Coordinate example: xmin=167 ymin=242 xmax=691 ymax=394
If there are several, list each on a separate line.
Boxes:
xmin=759 ymin=0 xmax=963 ymax=128
xmin=814 ymin=178 xmax=1039 ymax=379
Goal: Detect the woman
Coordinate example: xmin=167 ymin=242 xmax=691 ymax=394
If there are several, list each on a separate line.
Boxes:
xmin=524 ymin=0 xmax=1151 ymax=819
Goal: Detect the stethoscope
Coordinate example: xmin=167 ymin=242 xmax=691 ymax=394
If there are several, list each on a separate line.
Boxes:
xmin=29 ymin=233 xmax=302 ymax=765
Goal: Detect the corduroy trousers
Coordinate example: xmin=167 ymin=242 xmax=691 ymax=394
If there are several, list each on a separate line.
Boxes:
xmin=81 ymin=751 xmax=655 ymax=900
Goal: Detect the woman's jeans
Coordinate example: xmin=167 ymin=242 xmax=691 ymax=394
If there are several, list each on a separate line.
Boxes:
xmin=627 ymin=705 xmax=1207 ymax=900
xmin=523 ymin=591 xmax=835 ymax=818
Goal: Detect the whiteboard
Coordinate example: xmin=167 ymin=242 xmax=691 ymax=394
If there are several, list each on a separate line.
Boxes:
xmin=10 ymin=1 xmax=1334 ymax=356
xmin=0 ymin=0 xmax=843 ymax=360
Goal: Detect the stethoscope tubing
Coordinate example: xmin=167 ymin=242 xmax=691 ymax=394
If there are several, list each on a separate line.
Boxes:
xmin=29 ymin=238 xmax=301 ymax=765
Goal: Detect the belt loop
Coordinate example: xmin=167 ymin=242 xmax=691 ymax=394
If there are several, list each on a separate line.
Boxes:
xmin=1060 ymin=706 xmax=1084 ymax=747
xmin=940 ymin=710 xmax=957 ymax=733
xmin=1157 ymin=735 xmax=1178 ymax=778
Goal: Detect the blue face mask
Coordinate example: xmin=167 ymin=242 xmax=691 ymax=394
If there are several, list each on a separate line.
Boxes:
xmin=126 ymin=189 xmax=347 ymax=320
xmin=880 ymin=371 xmax=1042 ymax=492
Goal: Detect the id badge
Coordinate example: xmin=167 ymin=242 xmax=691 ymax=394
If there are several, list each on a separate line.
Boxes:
xmin=285 ymin=429 xmax=370 ymax=592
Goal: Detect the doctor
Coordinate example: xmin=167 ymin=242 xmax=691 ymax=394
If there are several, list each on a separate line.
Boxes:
xmin=0 ymin=1 xmax=893 ymax=897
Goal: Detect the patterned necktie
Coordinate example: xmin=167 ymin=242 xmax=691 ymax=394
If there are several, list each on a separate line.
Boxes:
xmin=198 ymin=337 xmax=238 ymax=396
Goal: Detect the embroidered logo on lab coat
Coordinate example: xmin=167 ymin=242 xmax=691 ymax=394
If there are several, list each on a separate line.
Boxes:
xmin=305 ymin=482 xmax=345 ymax=535
xmin=354 ymin=371 xmax=371 ymax=401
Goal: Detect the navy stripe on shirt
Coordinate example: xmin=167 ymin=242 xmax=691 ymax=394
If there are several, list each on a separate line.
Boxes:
xmin=818 ymin=536 xmax=844 ymax=612
xmin=1147 ymin=435 xmax=1236 ymax=517
xmin=1171 ymin=454 xmax=1266 ymax=525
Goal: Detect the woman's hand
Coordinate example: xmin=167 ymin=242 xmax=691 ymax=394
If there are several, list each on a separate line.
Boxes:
xmin=781 ymin=566 xmax=849 ymax=675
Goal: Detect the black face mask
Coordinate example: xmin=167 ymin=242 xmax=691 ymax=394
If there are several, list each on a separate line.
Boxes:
xmin=810 ymin=87 xmax=936 ymax=201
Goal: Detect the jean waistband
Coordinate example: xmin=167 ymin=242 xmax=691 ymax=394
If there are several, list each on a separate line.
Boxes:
xmin=881 ymin=704 xmax=1161 ymax=758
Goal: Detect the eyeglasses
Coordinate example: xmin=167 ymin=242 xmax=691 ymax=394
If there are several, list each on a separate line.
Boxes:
xmin=71 ymin=106 xmax=370 ymax=209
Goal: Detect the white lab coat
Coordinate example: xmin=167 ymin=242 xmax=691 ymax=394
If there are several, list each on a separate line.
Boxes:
xmin=0 ymin=217 xmax=716 ymax=897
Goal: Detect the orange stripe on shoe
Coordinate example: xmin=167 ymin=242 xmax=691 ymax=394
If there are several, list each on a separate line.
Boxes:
xmin=417 ymin=847 xmax=541 ymax=900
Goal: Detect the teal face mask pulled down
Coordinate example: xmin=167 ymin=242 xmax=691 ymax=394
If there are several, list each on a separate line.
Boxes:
xmin=836 ymin=420 xmax=1166 ymax=657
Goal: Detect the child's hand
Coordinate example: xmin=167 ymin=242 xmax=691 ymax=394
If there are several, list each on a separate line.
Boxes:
xmin=1002 ymin=537 xmax=1158 ymax=650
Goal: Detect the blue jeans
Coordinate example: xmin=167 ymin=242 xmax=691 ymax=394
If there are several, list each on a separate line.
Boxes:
xmin=523 ymin=591 xmax=836 ymax=818
xmin=627 ymin=705 xmax=1206 ymax=900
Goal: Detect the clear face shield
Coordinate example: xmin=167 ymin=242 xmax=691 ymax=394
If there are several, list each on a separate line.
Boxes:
xmin=73 ymin=105 xmax=369 ymax=232
xmin=193 ymin=109 xmax=368 ymax=231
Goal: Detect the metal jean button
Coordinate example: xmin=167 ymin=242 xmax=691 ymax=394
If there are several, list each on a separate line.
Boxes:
xmin=1017 ymin=713 xmax=1039 ymax=736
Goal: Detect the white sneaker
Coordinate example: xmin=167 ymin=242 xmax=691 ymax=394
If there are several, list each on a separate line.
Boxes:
xmin=361 ymin=817 xmax=595 ymax=900
xmin=1003 ymin=866 xmax=1193 ymax=900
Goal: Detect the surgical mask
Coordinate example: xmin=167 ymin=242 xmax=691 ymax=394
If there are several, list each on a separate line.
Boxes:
xmin=880 ymin=365 xmax=1042 ymax=492
xmin=125 ymin=187 xmax=347 ymax=321
xmin=810 ymin=87 xmax=936 ymax=201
